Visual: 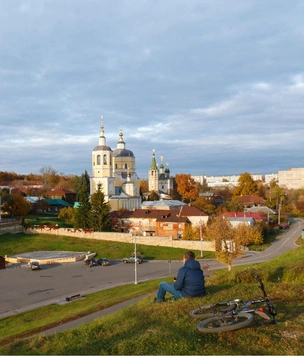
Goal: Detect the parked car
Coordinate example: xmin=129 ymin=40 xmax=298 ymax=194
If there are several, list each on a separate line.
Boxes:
xmin=84 ymin=258 xmax=98 ymax=267
xmin=97 ymin=258 xmax=110 ymax=266
xmin=122 ymin=256 xmax=143 ymax=264
xmin=30 ymin=261 xmax=41 ymax=270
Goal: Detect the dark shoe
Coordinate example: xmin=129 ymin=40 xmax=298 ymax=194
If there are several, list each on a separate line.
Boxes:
xmin=153 ymin=298 xmax=165 ymax=303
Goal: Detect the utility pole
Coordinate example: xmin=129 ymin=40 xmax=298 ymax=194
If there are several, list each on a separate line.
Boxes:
xmin=278 ymin=199 xmax=282 ymax=225
xmin=134 ymin=232 xmax=137 ymax=285
xmin=200 ymin=220 xmax=203 ymax=258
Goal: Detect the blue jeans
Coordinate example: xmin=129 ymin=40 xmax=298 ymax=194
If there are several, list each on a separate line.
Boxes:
xmin=155 ymin=281 xmax=183 ymax=301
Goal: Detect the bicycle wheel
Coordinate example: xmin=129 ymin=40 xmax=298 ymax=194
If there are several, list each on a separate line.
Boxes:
xmin=189 ymin=304 xmax=228 ymax=319
xmin=197 ymin=312 xmax=254 ymax=333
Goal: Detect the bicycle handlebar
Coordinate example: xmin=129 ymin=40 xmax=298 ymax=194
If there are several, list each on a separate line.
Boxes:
xmin=255 ymin=275 xmax=277 ymax=323
xmin=255 ymin=274 xmax=268 ymax=298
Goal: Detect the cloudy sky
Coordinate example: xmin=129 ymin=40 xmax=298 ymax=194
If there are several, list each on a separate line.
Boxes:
xmin=0 ymin=0 xmax=303 ymax=179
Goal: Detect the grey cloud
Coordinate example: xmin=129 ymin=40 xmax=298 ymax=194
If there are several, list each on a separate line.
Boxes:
xmin=0 ymin=0 xmax=303 ymax=179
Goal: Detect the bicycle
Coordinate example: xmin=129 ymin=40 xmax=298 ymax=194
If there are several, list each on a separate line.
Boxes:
xmin=189 ymin=275 xmax=277 ymax=333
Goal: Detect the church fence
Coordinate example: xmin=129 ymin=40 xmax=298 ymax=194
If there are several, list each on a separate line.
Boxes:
xmin=0 ymin=222 xmax=23 ymax=235
xmin=26 ymin=227 xmax=216 ymax=251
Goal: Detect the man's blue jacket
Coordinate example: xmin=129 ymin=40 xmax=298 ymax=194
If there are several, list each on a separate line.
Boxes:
xmin=173 ymin=258 xmax=206 ymax=297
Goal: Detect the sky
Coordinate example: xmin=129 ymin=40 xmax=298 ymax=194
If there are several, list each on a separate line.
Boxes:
xmin=0 ymin=0 xmax=303 ymax=180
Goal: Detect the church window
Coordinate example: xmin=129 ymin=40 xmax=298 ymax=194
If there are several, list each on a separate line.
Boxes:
xmin=103 ymin=154 xmax=107 ymax=164
xmin=124 ymin=163 xmax=128 ymax=169
xmin=97 ymin=155 xmax=101 ymax=165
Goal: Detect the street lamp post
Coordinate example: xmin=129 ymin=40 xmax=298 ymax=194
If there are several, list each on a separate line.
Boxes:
xmin=133 ymin=232 xmax=138 ymax=285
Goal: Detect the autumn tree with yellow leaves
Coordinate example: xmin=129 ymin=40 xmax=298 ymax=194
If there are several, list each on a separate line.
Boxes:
xmin=205 ymin=217 xmax=262 ymax=271
xmin=175 ymin=174 xmax=198 ymax=203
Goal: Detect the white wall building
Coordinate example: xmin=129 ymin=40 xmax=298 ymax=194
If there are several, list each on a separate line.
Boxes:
xmin=148 ymin=150 xmax=173 ymax=197
xmin=90 ymin=118 xmax=141 ymax=211
xmin=278 ymin=168 xmax=304 ymax=189
xmin=192 ymin=174 xmax=263 ymax=188
xmin=265 ymin=173 xmax=278 ymax=184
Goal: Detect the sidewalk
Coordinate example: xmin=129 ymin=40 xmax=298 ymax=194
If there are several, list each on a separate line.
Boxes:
xmin=34 ymin=292 xmax=155 ymax=337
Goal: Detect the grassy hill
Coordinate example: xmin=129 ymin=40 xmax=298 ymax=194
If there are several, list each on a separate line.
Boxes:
xmin=0 ymin=242 xmax=303 ymax=355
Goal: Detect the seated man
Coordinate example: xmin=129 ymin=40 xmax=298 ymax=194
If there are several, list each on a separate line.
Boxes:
xmin=154 ymin=250 xmax=206 ymax=302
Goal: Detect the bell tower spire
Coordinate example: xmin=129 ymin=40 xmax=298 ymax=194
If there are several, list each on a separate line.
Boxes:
xmin=148 ymin=149 xmax=159 ymax=193
xmin=117 ymin=125 xmax=125 ymax=150
xmin=99 ymin=115 xmax=106 ymax=146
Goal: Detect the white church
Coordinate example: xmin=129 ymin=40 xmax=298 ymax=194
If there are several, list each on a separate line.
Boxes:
xmin=90 ymin=118 xmax=141 ymax=211
xmin=148 ymin=149 xmax=174 ymax=199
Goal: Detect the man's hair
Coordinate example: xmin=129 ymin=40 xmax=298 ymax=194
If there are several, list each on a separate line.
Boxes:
xmin=184 ymin=251 xmax=195 ymax=260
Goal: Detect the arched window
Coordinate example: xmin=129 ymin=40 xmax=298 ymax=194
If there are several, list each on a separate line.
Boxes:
xmin=124 ymin=163 xmax=128 ymax=169
xmin=103 ymin=154 xmax=107 ymax=164
xmin=97 ymin=155 xmax=101 ymax=165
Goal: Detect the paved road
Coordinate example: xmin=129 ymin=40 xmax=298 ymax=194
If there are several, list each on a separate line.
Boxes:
xmin=206 ymin=217 xmax=303 ymax=269
xmin=0 ymin=218 xmax=303 ymax=319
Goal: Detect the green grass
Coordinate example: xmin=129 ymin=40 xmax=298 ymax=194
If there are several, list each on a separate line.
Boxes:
xmin=0 ymin=279 xmax=164 ymax=346
xmin=0 ymin=232 xmax=215 ymax=260
xmin=0 ymin=245 xmax=303 ymax=355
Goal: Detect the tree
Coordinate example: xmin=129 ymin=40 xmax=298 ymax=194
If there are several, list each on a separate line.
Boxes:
xmin=1 ymin=192 xmax=31 ymax=219
xmin=233 ymin=172 xmax=258 ymax=199
xmin=77 ymin=170 xmax=90 ymax=201
xmin=39 ymin=166 xmax=60 ymax=189
xmin=74 ymin=171 xmax=91 ymax=228
xmin=148 ymin=190 xmax=159 ymax=201
xmin=213 ymin=186 xmax=233 ymax=201
xmin=90 ymin=183 xmax=111 ymax=231
xmin=140 ymin=179 xmax=149 ymax=195
xmin=58 ymin=207 xmax=76 ymax=225
xmin=204 ymin=217 xmax=262 ymax=271
xmin=191 ymin=197 xmax=217 ymax=215
xmin=175 ymin=174 xmax=198 ymax=203
xmin=215 ymin=200 xmax=244 ymax=215
xmin=182 ymin=224 xmax=200 ymax=240
xmin=68 ymin=175 xmax=81 ymax=193
xmin=233 ymin=223 xmax=263 ymax=246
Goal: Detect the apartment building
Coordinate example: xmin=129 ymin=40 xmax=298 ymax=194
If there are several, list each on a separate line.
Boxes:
xmin=278 ymin=168 xmax=304 ymax=189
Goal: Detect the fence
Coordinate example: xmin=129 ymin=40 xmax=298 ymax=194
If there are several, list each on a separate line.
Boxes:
xmin=26 ymin=226 xmax=216 ymax=251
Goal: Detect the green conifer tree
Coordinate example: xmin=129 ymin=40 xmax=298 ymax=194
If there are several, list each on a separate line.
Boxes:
xmin=75 ymin=171 xmax=91 ymax=228
xmin=90 ymin=183 xmax=111 ymax=231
